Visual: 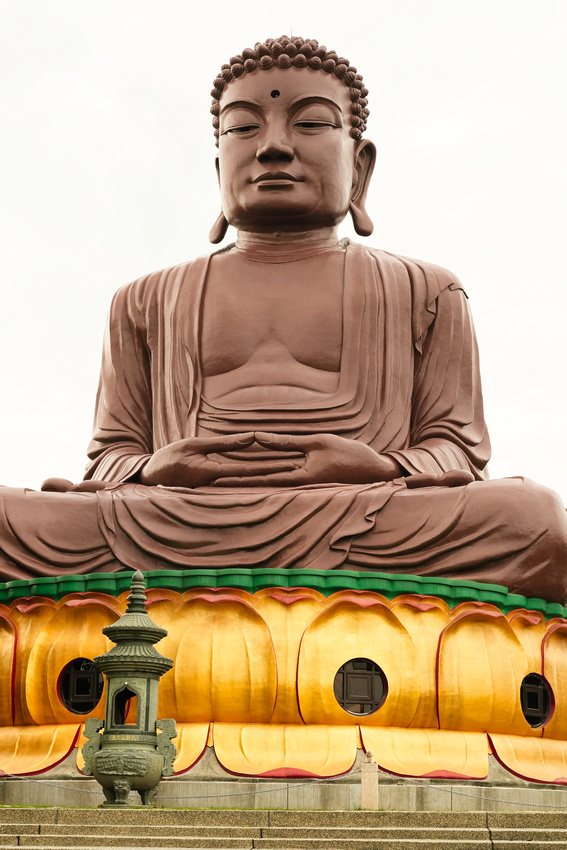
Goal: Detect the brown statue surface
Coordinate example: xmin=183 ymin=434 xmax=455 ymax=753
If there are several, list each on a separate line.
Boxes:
xmin=1 ymin=37 xmax=566 ymax=602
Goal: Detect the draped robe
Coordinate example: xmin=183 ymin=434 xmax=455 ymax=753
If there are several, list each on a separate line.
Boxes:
xmin=1 ymin=242 xmax=566 ymax=602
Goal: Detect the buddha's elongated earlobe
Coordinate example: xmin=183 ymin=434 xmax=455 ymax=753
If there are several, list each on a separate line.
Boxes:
xmin=349 ymin=139 xmax=377 ymax=237
xmin=209 ymin=156 xmax=229 ymax=244
xmin=209 ymin=210 xmax=229 ymax=244
xmin=349 ymin=200 xmax=374 ymax=237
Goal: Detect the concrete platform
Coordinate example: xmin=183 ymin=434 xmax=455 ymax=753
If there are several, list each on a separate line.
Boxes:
xmin=1 ymin=774 xmax=567 ymax=812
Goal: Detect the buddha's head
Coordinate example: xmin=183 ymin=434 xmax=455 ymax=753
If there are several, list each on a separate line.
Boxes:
xmin=209 ymin=37 xmax=376 ymax=242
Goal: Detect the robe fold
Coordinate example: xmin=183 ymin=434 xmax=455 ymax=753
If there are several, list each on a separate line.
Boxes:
xmin=1 ymin=242 xmax=565 ymax=603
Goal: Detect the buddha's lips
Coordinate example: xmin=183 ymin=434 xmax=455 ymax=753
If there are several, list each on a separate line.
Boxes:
xmin=252 ymin=172 xmax=302 ymax=183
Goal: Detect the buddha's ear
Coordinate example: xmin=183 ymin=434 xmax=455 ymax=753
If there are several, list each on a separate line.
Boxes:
xmin=349 ymin=139 xmax=376 ymax=237
xmin=209 ymin=157 xmax=229 ymax=244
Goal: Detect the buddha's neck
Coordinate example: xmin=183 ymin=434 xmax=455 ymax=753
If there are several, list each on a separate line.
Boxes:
xmin=235 ymin=227 xmax=341 ymax=263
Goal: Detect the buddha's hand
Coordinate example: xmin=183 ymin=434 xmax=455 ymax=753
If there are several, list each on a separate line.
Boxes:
xmin=137 ymin=432 xmax=297 ymax=488
xmin=41 ymin=478 xmax=110 ymax=492
xmin=213 ymin=432 xmax=404 ymax=487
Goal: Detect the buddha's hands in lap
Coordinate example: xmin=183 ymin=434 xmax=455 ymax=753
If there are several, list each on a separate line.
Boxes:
xmin=212 ymin=432 xmax=404 ymax=487
xmin=43 ymin=432 xmax=475 ymax=491
xmin=138 ymin=432 xmax=297 ymax=488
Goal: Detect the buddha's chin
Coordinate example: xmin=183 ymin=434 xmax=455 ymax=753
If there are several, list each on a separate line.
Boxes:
xmin=232 ymin=212 xmax=345 ymax=234
xmin=225 ymin=200 xmax=347 ymax=233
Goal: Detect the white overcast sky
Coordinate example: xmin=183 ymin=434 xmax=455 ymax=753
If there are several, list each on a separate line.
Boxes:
xmin=1 ymin=0 xmax=566 ymax=504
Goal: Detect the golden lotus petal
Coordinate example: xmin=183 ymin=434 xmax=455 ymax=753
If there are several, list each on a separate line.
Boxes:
xmin=170 ymin=722 xmax=210 ymax=774
xmin=9 ymin=599 xmax=57 ymax=726
xmin=361 ymin=727 xmax=488 ymax=779
xmin=0 ymin=613 xmax=15 ymax=727
xmin=213 ymin=723 xmax=358 ymax=777
xmin=155 ymin=596 xmax=276 ymax=723
xmin=24 ymin=601 xmax=116 ymax=725
xmin=254 ymin=592 xmax=326 ymax=723
xmin=438 ymin=611 xmax=536 ymax=736
xmin=542 ymin=624 xmax=567 ymax=739
xmin=320 ymin=590 xmax=392 ymax=608
xmin=0 ymin=724 xmax=80 ymax=775
xmin=390 ymin=599 xmax=450 ymax=728
xmin=298 ymin=599 xmax=419 ymax=727
xmin=507 ymin=610 xmax=548 ymax=673
xmin=490 ymin=733 xmax=567 ymax=784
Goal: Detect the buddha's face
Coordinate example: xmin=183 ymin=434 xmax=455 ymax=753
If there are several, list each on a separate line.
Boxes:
xmin=217 ymin=67 xmax=367 ymax=231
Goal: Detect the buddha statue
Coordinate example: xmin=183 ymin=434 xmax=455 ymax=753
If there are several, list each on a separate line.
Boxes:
xmin=0 ymin=36 xmax=566 ymax=604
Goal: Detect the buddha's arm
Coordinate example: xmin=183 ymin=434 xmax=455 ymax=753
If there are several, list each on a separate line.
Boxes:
xmin=84 ymin=283 xmax=155 ymax=482
xmin=383 ymin=284 xmax=491 ymax=480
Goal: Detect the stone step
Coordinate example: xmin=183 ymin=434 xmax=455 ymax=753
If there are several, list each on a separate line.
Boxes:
xmin=254 ymin=842 xmax=491 ymax=849
xmin=16 ymin=840 xmax=254 ymax=850
xmin=492 ymin=829 xmax=567 ymax=840
xmin=11 ymin=843 xmax=491 ymax=850
xmin=17 ymin=808 xmax=482 ymax=826
xmin=35 ymin=825 xmax=262 ymax=838
xmin=492 ymin=845 xmax=567 ymax=849
xmin=8 ymin=834 xmax=560 ymax=850
xmin=25 ymin=824 xmax=491 ymax=840
xmin=6 ymin=806 xmax=567 ymax=829
xmin=2 ymin=807 xmax=567 ymax=850
xmin=265 ymin=826 xmax=489 ymax=838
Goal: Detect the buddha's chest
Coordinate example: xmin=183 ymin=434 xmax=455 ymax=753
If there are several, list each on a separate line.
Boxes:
xmin=200 ymin=251 xmax=344 ymax=378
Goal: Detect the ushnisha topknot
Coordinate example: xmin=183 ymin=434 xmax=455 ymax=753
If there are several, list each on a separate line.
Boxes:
xmin=211 ymin=36 xmax=369 ymax=145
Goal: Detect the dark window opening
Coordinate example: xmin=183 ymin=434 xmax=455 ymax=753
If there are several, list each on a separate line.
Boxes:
xmin=520 ymin=673 xmax=552 ymax=728
xmin=113 ymin=686 xmax=138 ymax=726
xmin=333 ymin=658 xmax=388 ymax=716
xmin=59 ymin=658 xmax=103 ymax=714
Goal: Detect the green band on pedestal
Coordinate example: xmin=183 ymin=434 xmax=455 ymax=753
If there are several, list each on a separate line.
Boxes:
xmin=0 ymin=569 xmax=565 ymax=618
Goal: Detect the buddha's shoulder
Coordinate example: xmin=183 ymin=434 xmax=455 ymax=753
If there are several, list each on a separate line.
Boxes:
xmin=355 ymin=243 xmax=467 ymax=303
xmin=110 ymin=253 xmax=213 ymax=309
xmin=358 ymin=243 xmax=461 ymax=284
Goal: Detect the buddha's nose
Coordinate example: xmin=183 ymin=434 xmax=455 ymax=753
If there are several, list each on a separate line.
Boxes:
xmin=256 ymin=123 xmax=294 ymax=162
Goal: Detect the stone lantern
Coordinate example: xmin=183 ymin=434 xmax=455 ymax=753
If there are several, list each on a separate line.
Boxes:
xmin=81 ymin=570 xmax=177 ymax=806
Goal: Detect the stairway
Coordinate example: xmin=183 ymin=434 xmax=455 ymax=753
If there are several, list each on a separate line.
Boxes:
xmin=0 ymin=808 xmax=566 ymax=848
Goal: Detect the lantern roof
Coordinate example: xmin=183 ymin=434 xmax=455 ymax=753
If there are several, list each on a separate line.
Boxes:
xmin=95 ymin=571 xmax=173 ymax=677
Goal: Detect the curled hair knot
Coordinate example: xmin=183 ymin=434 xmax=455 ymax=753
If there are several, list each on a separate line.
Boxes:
xmin=211 ymin=35 xmax=369 ymax=144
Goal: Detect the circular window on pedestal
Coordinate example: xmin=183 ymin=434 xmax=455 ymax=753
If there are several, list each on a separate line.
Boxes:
xmin=520 ymin=673 xmax=553 ymax=728
xmin=333 ymin=657 xmax=388 ymax=716
xmin=58 ymin=658 xmax=104 ymax=714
